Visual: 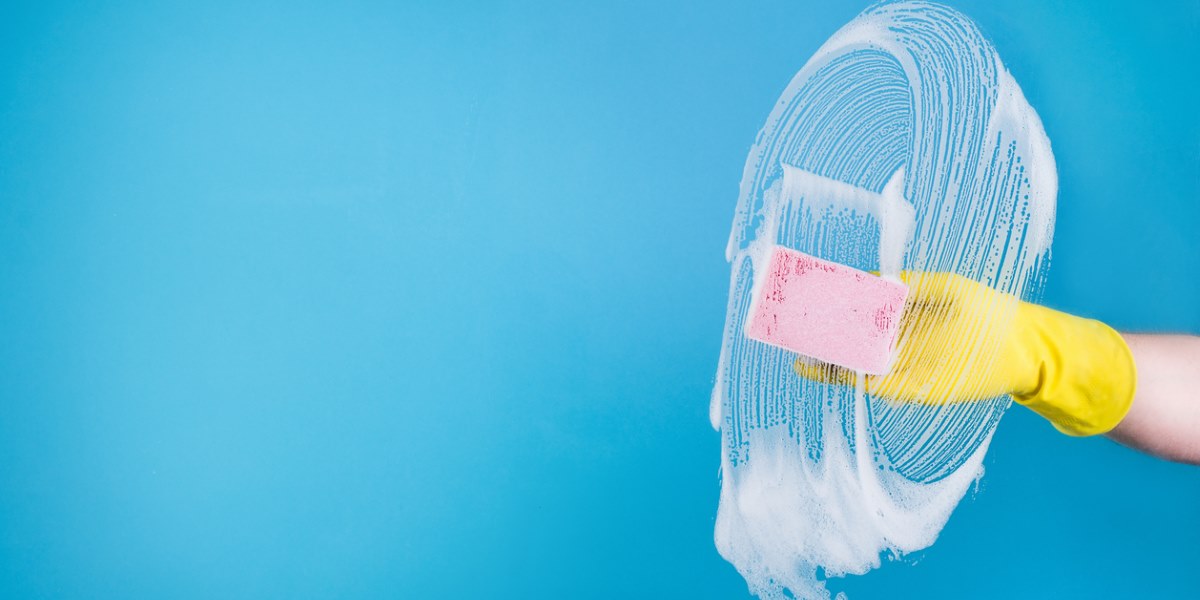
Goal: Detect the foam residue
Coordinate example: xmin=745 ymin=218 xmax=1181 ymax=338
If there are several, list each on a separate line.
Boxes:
xmin=711 ymin=2 xmax=1057 ymax=598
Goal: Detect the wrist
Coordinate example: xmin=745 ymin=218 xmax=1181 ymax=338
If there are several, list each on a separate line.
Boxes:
xmin=1009 ymin=302 xmax=1137 ymax=436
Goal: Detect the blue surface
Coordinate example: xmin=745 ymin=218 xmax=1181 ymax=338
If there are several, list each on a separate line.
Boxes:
xmin=1 ymin=1 xmax=1196 ymax=598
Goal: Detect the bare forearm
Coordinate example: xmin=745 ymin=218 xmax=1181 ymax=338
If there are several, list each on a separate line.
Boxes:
xmin=1106 ymin=334 xmax=1200 ymax=465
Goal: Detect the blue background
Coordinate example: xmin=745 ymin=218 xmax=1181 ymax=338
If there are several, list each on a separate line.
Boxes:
xmin=1 ymin=1 xmax=1197 ymax=598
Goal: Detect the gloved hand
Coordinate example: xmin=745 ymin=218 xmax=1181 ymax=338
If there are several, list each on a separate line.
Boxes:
xmin=793 ymin=272 xmax=1137 ymax=436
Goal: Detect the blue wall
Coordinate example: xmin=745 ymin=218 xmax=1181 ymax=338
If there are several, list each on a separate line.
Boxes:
xmin=1 ymin=1 xmax=1196 ymax=597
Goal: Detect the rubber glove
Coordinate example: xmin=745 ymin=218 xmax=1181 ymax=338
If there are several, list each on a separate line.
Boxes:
xmin=793 ymin=272 xmax=1137 ymax=436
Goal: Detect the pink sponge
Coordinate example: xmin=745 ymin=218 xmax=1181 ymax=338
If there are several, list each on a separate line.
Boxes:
xmin=746 ymin=246 xmax=909 ymax=375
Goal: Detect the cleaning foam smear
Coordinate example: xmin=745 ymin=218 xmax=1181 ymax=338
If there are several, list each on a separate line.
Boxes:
xmin=711 ymin=2 xmax=1057 ymax=598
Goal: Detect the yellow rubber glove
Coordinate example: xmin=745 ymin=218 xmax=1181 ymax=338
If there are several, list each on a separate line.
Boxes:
xmin=793 ymin=272 xmax=1137 ymax=436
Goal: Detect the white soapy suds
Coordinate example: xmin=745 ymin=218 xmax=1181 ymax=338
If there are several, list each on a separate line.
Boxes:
xmin=712 ymin=2 xmax=1057 ymax=598
xmin=777 ymin=165 xmax=915 ymax=277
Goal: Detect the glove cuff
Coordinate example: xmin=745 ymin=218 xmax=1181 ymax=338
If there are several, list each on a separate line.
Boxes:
xmin=1011 ymin=303 xmax=1138 ymax=436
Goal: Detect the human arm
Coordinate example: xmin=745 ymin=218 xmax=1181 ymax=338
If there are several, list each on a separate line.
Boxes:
xmin=1107 ymin=334 xmax=1200 ymax=465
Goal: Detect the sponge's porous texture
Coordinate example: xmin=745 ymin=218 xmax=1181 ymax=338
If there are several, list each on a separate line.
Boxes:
xmin=745 ymin=246 xmax=909 ymax=375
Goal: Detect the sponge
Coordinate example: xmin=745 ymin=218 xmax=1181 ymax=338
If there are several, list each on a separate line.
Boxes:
xmin=746 ymin=246 xmax=909 ymax=375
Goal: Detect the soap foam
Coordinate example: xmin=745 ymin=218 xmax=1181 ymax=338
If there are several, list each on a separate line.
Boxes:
xmin=711 ymin=2 xmax=1056 ymax=598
